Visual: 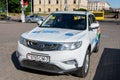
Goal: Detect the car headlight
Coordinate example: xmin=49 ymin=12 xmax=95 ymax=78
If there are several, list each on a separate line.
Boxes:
xmin=60 ymin=41 xmax=82 ymax=50
xmin=19 ymin=37 xmax=26 ymax=45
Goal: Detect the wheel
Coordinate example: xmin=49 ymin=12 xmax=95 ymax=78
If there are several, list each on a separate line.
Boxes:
xmin=76 ymin=50 xmax=90 ymax=77
xmin=27 ymin=19 xmax=31 ymax=23
xmin=93 ymin=40 xmax=100 ymax=53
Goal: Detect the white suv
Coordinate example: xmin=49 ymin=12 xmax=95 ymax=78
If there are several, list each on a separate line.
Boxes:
xmin=16 ymin=11 xmax=101 ymax=77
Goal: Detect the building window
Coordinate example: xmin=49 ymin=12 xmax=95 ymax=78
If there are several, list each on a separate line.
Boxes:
xmin=56 ymin=8 xmax=59 ymax=11
xmin=73 ymin=8 xmax=76 ymax=11
xmin=48 ymin=8 xmax=51 ymax=12
xmin=64 ymin=0 xmax=67 ymax=4
xmin=39 ymin=0 xmax=41 ymax=4
xmin=56 ymin=0 xmax=59 ymax=4
xmin=48 ymin=0 xmax=51 ymax=4
xmin=39 ymin=8 xmax=41 ymax=12
xmin=73 ymin=0 xmax=76 ymax=4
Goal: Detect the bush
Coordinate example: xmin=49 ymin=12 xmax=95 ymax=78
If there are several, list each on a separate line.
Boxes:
xmin=74 ymin=8 xmax=87 ymax=11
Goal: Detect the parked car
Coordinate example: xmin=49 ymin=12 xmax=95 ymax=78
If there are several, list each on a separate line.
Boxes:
xmin=0 ymin=14 xmax=11 ymax=20
xmin=37 ymin=16 xmax=46 ymax=25
xmin=16 ymin=11 xmax=101 ymax=77
xmin=25 ymin=14 xmax=44 ymax=23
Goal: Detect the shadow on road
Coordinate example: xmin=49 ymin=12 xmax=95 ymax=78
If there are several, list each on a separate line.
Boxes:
xmin=93 ymin=48 xmax=120 ymax=80
xmin=11 ymin=51 xmax=63 ymax=76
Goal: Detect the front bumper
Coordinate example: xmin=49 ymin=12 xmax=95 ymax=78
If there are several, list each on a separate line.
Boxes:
xmin=20 ymin=59 xmax=78 ymax=74
xmin=16 ymin=42 xmax=87 ymax=74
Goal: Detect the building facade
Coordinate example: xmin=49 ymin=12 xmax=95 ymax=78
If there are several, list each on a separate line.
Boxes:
xmin=114 ymin=8 xmax=120 ymax=12
xmin=33 ymin=0 xmax=88 ymax=14
xmin=88 ymin=1 xmax=110 ymax=11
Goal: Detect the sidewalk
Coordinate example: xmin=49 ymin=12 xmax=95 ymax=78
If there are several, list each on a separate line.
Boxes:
xmin=104 ymin=18 xmax=116 ymax=22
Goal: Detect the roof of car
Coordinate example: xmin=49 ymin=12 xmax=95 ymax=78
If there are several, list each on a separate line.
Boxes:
xmin=53 ymin=11 xmax=92 ymax=15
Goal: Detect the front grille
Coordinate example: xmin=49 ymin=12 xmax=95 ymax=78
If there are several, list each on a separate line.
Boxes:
xmin=21 ymin=60 xmax=62 ymax=73
xmin=25 ymin=39 xmax=61 ymax=51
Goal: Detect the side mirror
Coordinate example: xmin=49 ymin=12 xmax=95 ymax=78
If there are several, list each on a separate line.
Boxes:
xmin=37 ymin=20 xmax=43 ymax=26
xmin=90 ymin=22 xmax=99 ymax=29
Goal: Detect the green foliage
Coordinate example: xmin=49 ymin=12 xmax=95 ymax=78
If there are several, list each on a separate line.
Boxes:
xmin=25 ymin=1 xmax=31 ymax=15
xmin=0 ymin=0 xmax=5 ymax=8
xmin=74 ymin=8 xmax=88 ymax=11
xmin=0 ymin=0 xmax=31 ymax=13
xmin=0 ymin=0 xmax=6 ymax=12
xmin=8 ymin=0 xmax=21 ymax=13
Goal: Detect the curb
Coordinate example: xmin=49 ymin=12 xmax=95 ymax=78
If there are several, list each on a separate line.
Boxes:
xmin=0 ymin=21 xmax=7 ymax=23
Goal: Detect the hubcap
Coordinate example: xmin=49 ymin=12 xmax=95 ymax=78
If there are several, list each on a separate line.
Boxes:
xmin=85 ymin=54 xmax=89 ymax=73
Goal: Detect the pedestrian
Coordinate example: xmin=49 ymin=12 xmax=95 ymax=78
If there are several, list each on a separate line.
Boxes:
xmin=115 ymin=11 xmax=119 ymax=24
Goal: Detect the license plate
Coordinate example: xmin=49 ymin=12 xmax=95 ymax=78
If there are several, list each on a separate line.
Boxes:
xmin=27 ymin=53 xmax=50 ymax=63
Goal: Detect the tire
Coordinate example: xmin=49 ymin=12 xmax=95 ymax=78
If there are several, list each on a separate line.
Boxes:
xmin=93 ymin=40 xmax=100 ymax=53
xmin=76 ymin=50 xmax=90 ymax=78
xmin=27 ymin=19 xmax=31 ymax=23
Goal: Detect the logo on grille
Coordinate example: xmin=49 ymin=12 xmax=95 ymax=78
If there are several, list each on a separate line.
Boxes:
xmin=38 ymin=44 xmax=45 ymax=48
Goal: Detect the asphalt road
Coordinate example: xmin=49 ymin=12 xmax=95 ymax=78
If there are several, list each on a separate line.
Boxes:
xmin=0 ymin=21 xmax=120 ymax=80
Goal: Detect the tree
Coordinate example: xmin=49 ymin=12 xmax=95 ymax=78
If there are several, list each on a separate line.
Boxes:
xmin=74 ymin=8 xmax=88 ymax=11
xmin=0 ymin=0 xmax=6 ymax=12
xmin=0 ymin=0 xmax=31 ymax=14
xmin=0 ymin=0 xmax=5 ymax=8
xmin=8 ymin=0 xmax=21 ymax=13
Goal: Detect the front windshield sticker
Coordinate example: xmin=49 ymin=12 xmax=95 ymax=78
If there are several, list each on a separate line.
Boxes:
xmin=65 ymin=33 xmax=74 ymax=36
xmin=51 ymin=16 xmax=55 ymax=20
xmin=32 ymin=31 xmax=41 ymax=33
xmin=74 ymin=16 xmax=81 ymax=20
xmin=81 ymin=16 xmax=85 ymax=19
xmin=74 ymin=16 xmax=85 ymax=20
xmin=42 ymin=30 xmax=59 ymax=33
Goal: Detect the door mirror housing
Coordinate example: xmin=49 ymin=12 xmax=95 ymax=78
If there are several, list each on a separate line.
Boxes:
xmin=90 ymin=22 xmax=99 ymax=29
xmin=37 ymin=20 xmax=43 ymax=26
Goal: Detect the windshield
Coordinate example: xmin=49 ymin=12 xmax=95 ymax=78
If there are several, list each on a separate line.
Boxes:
xmin=40 ymin=13 xmax=86 ymax=30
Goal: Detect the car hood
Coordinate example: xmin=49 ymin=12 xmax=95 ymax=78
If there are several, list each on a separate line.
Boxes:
xmin=22 ymin=27 xmax=86 ymax=42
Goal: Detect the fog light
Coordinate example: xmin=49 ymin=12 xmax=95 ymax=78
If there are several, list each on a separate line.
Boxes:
xmin=63 ymin=60 xmax=77 ymax=65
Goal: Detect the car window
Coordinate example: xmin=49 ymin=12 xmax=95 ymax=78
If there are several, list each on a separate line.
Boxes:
xmin=30 ymin=15 xmax=34 ymax=18
xmin=88 ymin=15 xmax=92 ymax=26
xmin=40 ymin=13 xmax=86 ymax=30
xmin=90 ymin=15 xmax=96 ymax=23
xmin=88 ymin=14 xmax=96 ymax=26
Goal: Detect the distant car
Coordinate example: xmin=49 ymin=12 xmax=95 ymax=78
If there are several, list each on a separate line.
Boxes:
xmin=37 ymin=17 xmax=46 ymax=25
xmin=25 ymin=14 xmax=44 ymax=23
xmin=0 ymin=14 xmax=11 ymax=20
xmin=37 ymin=19 xmax=43 ymax=25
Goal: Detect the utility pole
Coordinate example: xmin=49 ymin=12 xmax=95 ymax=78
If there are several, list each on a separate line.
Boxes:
xmin=6 ymin=0 xmax=9 ymax=16
xmin=31 ymin=0 xmax=33 ymax=15
xmin=60 ymin=0 xmax=62 ymax=11
xmin=78 ymin=0 xmax=81 ymax=9
xmin=44 ymin=0 xmax=45 ymax=13
xmin=21 ymin=0 xmax=25 ymax=23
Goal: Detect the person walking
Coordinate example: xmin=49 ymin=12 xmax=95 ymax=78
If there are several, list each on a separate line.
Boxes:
xmin=115 ymin=11 xmax=119 ymax=24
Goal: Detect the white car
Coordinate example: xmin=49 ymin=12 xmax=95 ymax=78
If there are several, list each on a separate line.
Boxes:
xmin=16 ymin=11 xmax=101 ymax=77
xmin=25 ymin=14 xmax=44 ymax=23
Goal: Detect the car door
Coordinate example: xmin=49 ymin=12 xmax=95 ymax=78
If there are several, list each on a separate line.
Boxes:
xmin=88 ymin=14 xmax=98 ymax=51
xmin=34 ymin=15 xmax=39 ymax=22
xmin=30 ymin=15 xmax=34 ymax=22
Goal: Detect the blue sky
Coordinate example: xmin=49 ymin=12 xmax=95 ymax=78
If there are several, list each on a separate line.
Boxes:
xmin=106 ymin=0 xmax=120 ymax=8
